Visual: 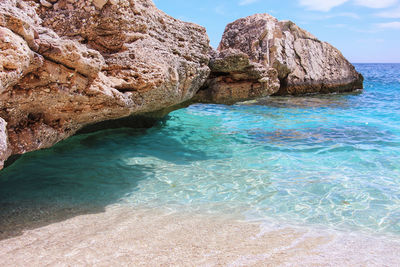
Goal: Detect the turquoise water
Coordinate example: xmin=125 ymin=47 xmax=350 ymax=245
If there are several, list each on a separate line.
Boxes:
xmin=1 ymin=64 xmax=400 ymax=235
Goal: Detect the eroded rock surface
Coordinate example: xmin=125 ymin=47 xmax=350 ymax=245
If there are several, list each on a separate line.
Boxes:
xmin=193 ymin=49 xmax=280 ymax=104
xmin=0 ymin=5 xmax=364 ymax=168
xmin=0 ymin=118 xmax=10 ymax=169
xmin=211 ymin=14 xmax=363 ymax=96
xmin=0 ymin=0 xmax=210 ymax=168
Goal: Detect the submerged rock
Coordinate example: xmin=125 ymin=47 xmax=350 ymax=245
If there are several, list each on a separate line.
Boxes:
xmin=0 ymin=0 xmax=210 ymax=168
xmin=200 ymin=13 xmax=363 ymax=98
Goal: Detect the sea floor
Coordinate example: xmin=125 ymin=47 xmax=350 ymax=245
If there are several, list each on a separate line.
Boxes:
xmin=1 ymin=206 xmax=400 ymax=266
xmin=1 ymin=64 xmax=400 ymax=265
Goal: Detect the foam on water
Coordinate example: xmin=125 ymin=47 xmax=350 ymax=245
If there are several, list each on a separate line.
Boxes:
xmin=1 ymin=64 xmax=400 ymax=240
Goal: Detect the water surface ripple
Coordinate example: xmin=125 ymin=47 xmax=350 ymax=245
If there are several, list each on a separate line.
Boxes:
xmin=1 ymin=63 xmax=400 ymax=236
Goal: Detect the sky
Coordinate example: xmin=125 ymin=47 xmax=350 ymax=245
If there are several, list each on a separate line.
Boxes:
xmin=153 ymin=0 xmax=400 ymax=63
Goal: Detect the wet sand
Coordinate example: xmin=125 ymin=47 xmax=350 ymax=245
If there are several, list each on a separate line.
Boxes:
xmin=1 ymin=206 xmax=399 ymax=266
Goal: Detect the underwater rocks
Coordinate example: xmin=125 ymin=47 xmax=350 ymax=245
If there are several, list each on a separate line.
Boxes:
xmin=0 ymin=0 xmax=210 ymax=168
xmin=203 ymin=14 xmax=363 ymax=97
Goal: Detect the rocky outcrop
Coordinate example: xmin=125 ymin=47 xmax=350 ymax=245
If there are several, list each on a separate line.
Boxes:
xmin=0 ymin=4 xmax=364 ymax=169
xmin=0 ymin=0 xmax=210 ymax=168
xmin=193 ymin=49 xmax=280 ymax=104
xmin=198 ymin=14 xmax=363 ymax=98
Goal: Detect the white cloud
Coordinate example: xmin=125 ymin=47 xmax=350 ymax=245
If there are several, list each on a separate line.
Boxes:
xmin=377 ymin=21 xmax=400 ymax=29
xmin=329 ymin=12 xmax=360 ymax=18
xmin=377 ymin=6 xmax=400 ymax=18
xmin=326 ymin=23 xmax=347 ymax=28
xmin=303 ymin=12 xmax=360 ymax=20
xmin=239 ymin=0 xmax=259 ymax=5
xmin=298 ymin=0 xmax=398 ymax=12
xmin=356 ymin=38 xmax=385 ymax=43
xmin=299 ymin=0 xmax=349 ymax=11
xmin=354 ymin=0 xmax=397 ymax=8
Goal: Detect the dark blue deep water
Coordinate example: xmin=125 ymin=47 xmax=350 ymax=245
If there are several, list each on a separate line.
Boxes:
xmin=1 ymin=64 xmax=400 ymax=236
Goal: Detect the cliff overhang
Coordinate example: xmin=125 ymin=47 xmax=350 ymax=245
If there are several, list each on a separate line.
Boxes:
xmin=0 ymin=1 xmax=363 ymax=168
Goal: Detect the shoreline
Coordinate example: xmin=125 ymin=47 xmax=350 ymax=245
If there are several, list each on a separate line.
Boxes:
xmin=1 ymin=205 xmax=400 ymax=266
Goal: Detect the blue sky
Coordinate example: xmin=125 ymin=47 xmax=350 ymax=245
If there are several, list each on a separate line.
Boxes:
xmin=153 ymin=0 xmax=400 ymax=63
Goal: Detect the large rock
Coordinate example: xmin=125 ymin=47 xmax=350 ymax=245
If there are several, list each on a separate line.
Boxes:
xmin=213 ymin=14 xmax=363 ymax=96
xmin=0 ymin=0 xmax=210 ymax=168
xmin=0 ymin=3 xmax=365 ymax=169
xmin=193 ymin=49 xmax=280 ymax=104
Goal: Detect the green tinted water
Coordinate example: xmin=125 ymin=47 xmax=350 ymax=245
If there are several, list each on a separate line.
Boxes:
xmin=1 ymin=64 xmax=400 ymax=235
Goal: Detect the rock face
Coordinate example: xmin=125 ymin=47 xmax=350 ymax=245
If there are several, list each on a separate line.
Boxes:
xmin=0 ymin=5 xmax=364 ymax=169
xmin=0 ymin=118 xmax=10 ymax=169
xmin=198 ymin=13 xmax=363 ymax=99
xmin=193 ymin=49 xmax=280 ymax=104
xmin=0 ymin=0 xmax=210 ymax=168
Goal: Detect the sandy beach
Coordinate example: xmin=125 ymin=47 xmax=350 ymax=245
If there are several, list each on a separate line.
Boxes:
xmin=1 ymin=206 xmax=399 ymax=266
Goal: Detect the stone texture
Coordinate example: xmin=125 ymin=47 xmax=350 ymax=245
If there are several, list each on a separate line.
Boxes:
xmin=0 ymin=117 xmax=11 ymax=169
xmin=0 ymin=3 xmax=365 ymax=169
xmin=93 ymin=0 xmax=108 ymax=9
xmin=0 ymin=0 xmax=210 ymax=168
xmin=215 ymin=14 xmax=363 ymax=96
xmin=40 ymin=0 xmax=52 ymax=8
xmin=194 ymin=49 xmax=280 ymax=104
xmin=0 ymin=27 xmax=42 ymax=93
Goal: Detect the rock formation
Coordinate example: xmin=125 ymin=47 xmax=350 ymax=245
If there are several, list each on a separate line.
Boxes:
xmin=193 ymin=49 xmax=280 ymax=104
xmin=0 ymin=0 xmax=210 ymax=168
xmin=196 ymin=13 xmax=363 ymax=101
xmin=0 ymin=2 xmax=364 ymax=169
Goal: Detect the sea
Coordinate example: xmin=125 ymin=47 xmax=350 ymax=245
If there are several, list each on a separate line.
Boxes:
xmin=1 ymin=63 xmax=400 ymax=265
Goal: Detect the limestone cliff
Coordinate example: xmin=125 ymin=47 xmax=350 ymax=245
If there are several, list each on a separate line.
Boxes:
xmin=196 ymin=13 xmax=363 ymax=101
xmin=0 ymin=0 xmax=210 ymax=168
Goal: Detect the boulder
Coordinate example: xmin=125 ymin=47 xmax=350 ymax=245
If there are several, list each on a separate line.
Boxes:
xmin=0 ymin=3 xmax=365 ymax=169
xmin=0 ymin=0 xmax=210 ymax=168
xmin=194 ymin=49 xmax=280 ymax=104
xmin=214 ymin=14 xmax=363 ymax=96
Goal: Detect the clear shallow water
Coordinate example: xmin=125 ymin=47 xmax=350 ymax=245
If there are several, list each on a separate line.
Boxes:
xmin=1 ymin=63 xmax=400 ymax=235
